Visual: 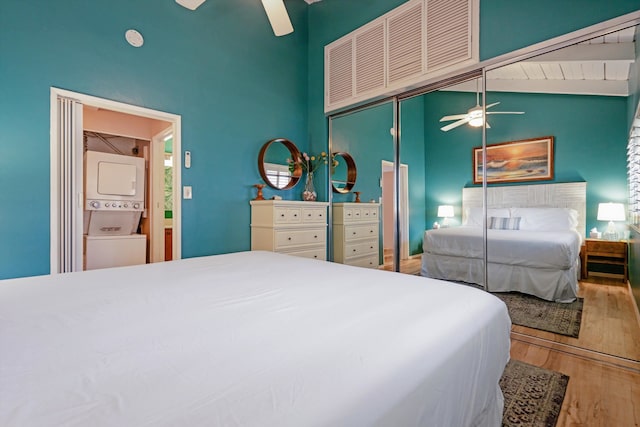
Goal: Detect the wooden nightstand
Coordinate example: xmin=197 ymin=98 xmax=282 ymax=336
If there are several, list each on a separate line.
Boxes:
xmin=584 ymin=238 xmax=628 ymax=281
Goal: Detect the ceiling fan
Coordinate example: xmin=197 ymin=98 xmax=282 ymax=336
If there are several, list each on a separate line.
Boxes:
xmin=439 ymin=83 xmax=524 ymax=132
xmin=175 ymin=0 xmax=293 ymax=36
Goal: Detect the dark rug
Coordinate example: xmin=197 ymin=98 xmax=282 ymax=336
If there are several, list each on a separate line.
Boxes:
xmin=493 ymin=292 xmax=583 ymax=338
xmin=500 ymin=360 xmax=569 ymax=427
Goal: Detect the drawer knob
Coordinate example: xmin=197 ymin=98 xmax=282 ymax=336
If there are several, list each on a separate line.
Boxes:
xmin=353 ymin=232 xmax=357 ymax=235
xmin=294 ymin=214 xmax=297 ymax=217
xmin=314 ymin=255 xmax=318 ymax=258
xmin=308 ymin=213 xmax=312 ymax=217
xmin=288 ymin=237 xmax=292 ymax=241
xmin=281 ymin=214 xmax=285 ymax=217
xmin=353 ymin=249 xmax=357 ymax=252
xmin=314 ymin=235 xmax=318 ymax=239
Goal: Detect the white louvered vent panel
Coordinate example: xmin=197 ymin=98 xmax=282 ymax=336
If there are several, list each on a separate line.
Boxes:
xmin=355 ymin=23 xmax=385 ymax=95
xmin=327 ymin=39 xmax=354 ymax=105
xmin=425 ymin=0 xmax=471 ymax=72
xmin=387 ymin=2 xmax=423 ymax=84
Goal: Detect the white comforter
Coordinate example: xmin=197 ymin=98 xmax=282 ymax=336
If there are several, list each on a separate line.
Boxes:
xmin=423 ymin=226 xmax=581 ymax=268
xmin=0 ymin=251 xmax=510 ymax=427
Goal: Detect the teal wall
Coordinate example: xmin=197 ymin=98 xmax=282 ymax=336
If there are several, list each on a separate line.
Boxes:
xmin=1 ymin=0 xmax=638 ymax=279
xmin=423 ymin=91 xmax=628 ymax=236
xmin=480 ymin=0 xmax=640 ymax=60
xmin=0 ymin=0 xmax=309 ymax=279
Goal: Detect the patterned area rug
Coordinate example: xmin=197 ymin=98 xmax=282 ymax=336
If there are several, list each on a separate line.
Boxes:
xmin=494 ymin=292 xmax=583 ymax=337
xmin=500 ymin=360 xmax=569 ymax=427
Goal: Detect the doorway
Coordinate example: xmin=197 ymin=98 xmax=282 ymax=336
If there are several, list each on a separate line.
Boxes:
xmin=50 ymin=88 xmax=182 ymax=273
xmin=381 ymin=160 xmax=409 ymax=266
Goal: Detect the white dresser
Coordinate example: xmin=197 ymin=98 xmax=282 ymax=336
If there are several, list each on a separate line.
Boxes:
xmin=250 ymin=200 xmax=329 ymax=260
xmin=333 ymin=202 xmax=380 ymax=268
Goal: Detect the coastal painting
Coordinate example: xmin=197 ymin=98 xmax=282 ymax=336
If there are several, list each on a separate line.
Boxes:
xmin=473 ymin=136 xmax=554 ymax=184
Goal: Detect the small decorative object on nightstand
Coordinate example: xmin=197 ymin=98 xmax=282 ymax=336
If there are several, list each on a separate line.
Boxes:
xmin=353 ymin=191 xmax=361 ymax=203
xmin=584 ymin=238 xmax=627 ymax=282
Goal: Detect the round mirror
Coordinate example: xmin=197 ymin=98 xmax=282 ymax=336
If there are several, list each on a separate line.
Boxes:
xmin=258 ymin=138 xmax=303 ymax=190
xmin=331 ymin=152 xmax=357 ymax=193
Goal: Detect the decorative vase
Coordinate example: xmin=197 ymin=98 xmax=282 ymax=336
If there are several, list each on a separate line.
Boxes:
xmin=302 ymin=171 xmax=317 ymax=201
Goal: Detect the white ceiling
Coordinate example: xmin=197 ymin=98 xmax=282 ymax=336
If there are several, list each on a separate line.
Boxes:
xmin=447 ymin=26 xmax=637 ymax=97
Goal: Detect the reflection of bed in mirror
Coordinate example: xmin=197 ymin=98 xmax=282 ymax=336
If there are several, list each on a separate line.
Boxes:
xmin=421 ymin=182 xmax=586 ymax=303
xmin=1 ymin=251 xmax=511 ymax=426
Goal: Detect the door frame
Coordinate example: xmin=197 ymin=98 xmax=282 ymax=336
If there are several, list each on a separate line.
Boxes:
xmin=50 ymin=87 xmax=182 ymax=273
xmin=381 ymin=160 xmax=409 ymax=260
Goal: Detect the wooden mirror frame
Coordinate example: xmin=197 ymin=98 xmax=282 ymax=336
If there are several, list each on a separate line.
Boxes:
xmin=258 ymin=138 xmax=303 ymax=190
xmin=331 ymin=152 xmax=357 ymax=194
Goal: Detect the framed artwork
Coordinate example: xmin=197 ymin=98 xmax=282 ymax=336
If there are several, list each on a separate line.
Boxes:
xmin=473 ymin=136 xmax=554 ymax=184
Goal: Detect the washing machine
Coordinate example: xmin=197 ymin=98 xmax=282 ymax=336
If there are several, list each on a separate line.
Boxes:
xmin=84 ymin=234 xmax=147 ymax=270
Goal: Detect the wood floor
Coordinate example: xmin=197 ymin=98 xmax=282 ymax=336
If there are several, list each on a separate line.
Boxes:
xmin=511 ymin=277 xmax=640 ymax=427
xmin=387 ymin=259 xmax=640 ymax=426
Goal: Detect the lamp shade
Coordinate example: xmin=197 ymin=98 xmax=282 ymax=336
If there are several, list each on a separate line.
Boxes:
xmin=437 ymin=205 xmax=454 ymax=218
xmin=597 ymin=202 xmax=625 ymax=222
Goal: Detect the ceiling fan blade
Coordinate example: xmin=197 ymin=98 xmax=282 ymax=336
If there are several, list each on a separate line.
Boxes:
xmin=261 ymin=0 xmax=293 ymax=36
xmin=440 ymin=113 xmax=468 ymax=122
xmin=485 ymin=102 xmax=500 ymax=109
xmin=175 ymin=0 xmax=206 ymax=10
xmin=440 ymin=118 xmax=470 ymax=131
xmin=485 ymin=111 xmax=525 ymax=115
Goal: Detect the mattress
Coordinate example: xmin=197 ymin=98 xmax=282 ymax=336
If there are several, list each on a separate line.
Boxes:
xmin=423 ymin=226 xmax=582 ymax=269
xmin=0 ymin=251 xmax=511 ymax=426
xmin=422 ymin=227 xmax=581 ymax=302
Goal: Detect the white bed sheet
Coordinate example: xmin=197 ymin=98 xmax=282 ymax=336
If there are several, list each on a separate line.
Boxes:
xmin=423 ymin=226 xmax=581 ymax=269
xmin=422 ymin=227 xmax=581 ymax=302
xmin=0 ymin=251 xmax=510 ymax=427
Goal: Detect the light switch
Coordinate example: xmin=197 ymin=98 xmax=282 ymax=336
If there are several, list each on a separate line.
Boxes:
xmin=185 ymin=151 xmax=191 ymax=168
xmin=183 ymin=186 xmax=192 ymax=199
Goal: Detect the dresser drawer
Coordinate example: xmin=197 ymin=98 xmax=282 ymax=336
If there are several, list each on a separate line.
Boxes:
xmin=275 ymin=228 xmax=326 ymax=248
xmin=345 ymin=254 xmax=379 ymax=268
xmin=586 ymin=240 xmax=626 ymax=256
xmin=344 ymin=240 xmax=377 ymax=258
xmin=301 ymin=207 xmax=327 ymax=224
xmin=274 ymin=207 xmax=302 ymax=224
xmin=286 ymin=247 xmax=327 ymax=261
xmin=344 ymin=224 xmax=378 ymax=241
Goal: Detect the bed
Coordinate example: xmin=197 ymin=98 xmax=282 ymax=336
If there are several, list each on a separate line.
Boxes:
xmin=421 ymin=183 xmax=586 ymax=303
xmin=1 ymin=251 xmax=510 ymax=426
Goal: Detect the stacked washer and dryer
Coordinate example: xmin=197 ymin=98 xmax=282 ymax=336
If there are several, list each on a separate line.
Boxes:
xmin=83 ymin=150 xmax=147 ymax=270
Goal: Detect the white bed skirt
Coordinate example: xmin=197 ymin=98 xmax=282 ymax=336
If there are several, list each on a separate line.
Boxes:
xmin=421 ymin=253 xmax=579 ymax=302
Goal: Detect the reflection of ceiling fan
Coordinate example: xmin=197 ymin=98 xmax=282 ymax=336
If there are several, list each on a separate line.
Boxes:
xmin=439 ymin=85 xmax=524 ymax=132
xmin=175 ymin=0 xmax=293 ymax=36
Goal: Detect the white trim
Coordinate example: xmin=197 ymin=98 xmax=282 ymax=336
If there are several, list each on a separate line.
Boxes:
xmin=381 ymin=160 xmax=410 ymax=260
xmin=50 ymin=88 xmax=182 ymax=274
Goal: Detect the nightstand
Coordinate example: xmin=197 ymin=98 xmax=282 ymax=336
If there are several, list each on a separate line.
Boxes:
xmin=584 ymin=238 xmax=628 ymax=281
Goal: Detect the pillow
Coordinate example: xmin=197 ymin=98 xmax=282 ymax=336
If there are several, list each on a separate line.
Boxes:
xmin=463 ymin=207 xmax=511 ymax=227
xmin=489 ymin=216 xmax=521 ymax=230
xmin=510 ymin=207 xmax=578 ymax=231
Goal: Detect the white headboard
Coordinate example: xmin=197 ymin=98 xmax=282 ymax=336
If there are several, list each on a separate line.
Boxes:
xmin=462 ymin=182 xmax=587 ymax=237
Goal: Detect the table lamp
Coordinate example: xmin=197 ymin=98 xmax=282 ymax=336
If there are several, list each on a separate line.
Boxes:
xmin=437 ymin=205 xmax=455 ymax=228
xmin=597 ymin=202 xmax=625 ymax=241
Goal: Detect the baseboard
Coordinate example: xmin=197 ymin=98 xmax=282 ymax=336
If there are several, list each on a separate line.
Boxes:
xmin=627 ymin=281 xmax=640 ymax=331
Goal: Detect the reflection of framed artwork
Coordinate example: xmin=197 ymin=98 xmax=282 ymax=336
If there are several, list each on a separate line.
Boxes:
xmin=473 ymin=136 xmax=554 ymax=184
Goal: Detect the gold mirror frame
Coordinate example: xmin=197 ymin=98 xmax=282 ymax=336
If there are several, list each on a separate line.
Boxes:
xmin=258 ymin=138 xmax=303 ymax=190
xmin=331 ymin=152 xmax=357 ymax=194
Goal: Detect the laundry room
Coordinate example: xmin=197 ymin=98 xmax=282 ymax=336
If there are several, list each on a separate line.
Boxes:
xmin=82 ymin=106 xmax=173 ymax=270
